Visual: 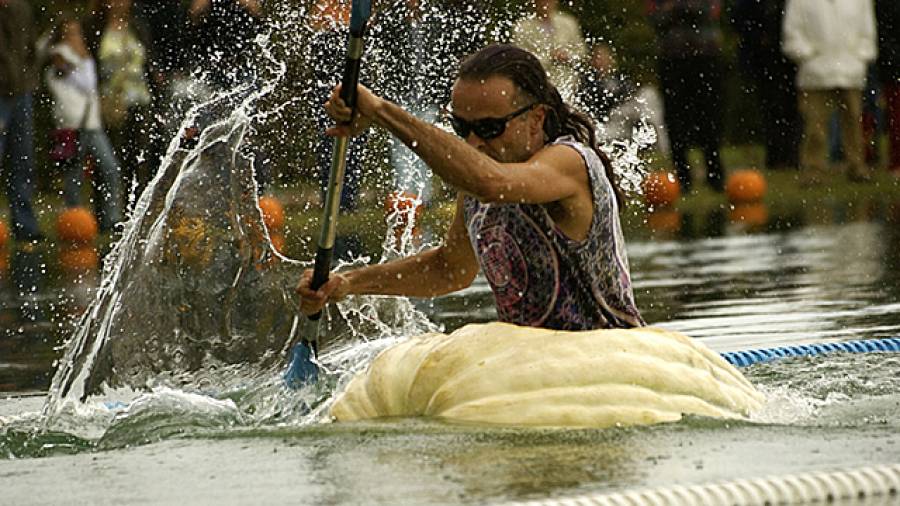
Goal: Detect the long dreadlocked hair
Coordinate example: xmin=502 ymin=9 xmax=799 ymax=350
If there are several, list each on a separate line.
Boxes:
xmin=457 ymin=44 xmax=625 ymax=208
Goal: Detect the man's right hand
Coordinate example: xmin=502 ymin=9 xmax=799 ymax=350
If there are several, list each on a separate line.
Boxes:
xmin=296 ymin=268 xmax=352 ymax=316
xmin=324 ymin=83 xmax=381 ymax=137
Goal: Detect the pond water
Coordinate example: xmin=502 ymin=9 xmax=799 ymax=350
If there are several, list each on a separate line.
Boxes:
xmin=1 ymin=201 xmax=899 ymax=505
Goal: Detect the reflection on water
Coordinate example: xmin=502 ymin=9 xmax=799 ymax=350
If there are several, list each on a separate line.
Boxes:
xmin=1 ymin=199 xmax=899 ymax=393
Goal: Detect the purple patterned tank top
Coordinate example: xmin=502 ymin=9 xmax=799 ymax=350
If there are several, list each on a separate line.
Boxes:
xmin=463 ymin=136 xmax=644 ymax=330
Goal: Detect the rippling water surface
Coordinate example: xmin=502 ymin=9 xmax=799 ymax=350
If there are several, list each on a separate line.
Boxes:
xmin=2 ymin=211 xmax=899 ymax=505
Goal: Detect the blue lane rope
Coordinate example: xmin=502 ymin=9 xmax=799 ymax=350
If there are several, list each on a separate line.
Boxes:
xmin=720 ymin=337 xmax=900 ymax=367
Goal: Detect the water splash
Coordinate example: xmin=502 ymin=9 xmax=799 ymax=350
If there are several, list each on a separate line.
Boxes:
xmin=745 ymin=354 xmax=900 ymax=427
xmin=42 ymin=27 xmax=307 ymax=423
xmin=27 ymin=0 xmax=662 ymax=447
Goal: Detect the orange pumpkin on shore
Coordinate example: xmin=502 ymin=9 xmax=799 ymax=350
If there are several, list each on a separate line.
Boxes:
xmin=59 ymin=245 xmax=99 ymax=273
xmin=641 ymin=171 xmax=681 ymax=208
xmin=729 ymin=202 xmax=769 ymax=228
xmin=646 ymin=208 xmax=683 ymax=235
xmin=726 ymin=169 xmax=767 ymax=204
xmin=56 ymin=207 xmax=98 ymax=243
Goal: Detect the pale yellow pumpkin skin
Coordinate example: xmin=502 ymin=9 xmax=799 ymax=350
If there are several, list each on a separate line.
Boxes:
xmin=330 ymin=323 xmax=765 ymax=428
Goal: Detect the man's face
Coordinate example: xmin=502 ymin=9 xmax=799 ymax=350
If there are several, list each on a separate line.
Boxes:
xmin=450 ymin=76 xmax=542 ymax=164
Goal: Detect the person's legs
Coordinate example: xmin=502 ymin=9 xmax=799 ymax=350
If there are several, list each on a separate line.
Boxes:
xmin=862 ymin=68 xmax=880 ymax=166
xmin=3 ymin=94 xmax=42 ymax=240
xmin=761 ymin=58 xmax=800 ymax=169
xmin=798 ymin=89 xmax=831 ymax=183
xmin=81 ymin=130 xmax=125 ymax=229
xmin=838 ymin=88 xmax=869 ymax=181
xmin=696 ymin=57 xmax=725 ymax=191
xmin=635 ymin=86 xmax=670 ymax=154
xmin=659 ymin=58 xmax=693 ymax=191
xmin=885 ymin=82 xmax=900 ymax=172
xmin=62 ymin=154 xmax=83 ymax=207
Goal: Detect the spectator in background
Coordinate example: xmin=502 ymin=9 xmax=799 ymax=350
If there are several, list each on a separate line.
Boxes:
xmin=188 ymin=0 xmax=263 ymax=88
xmin=0 ymin=0 xmax=45 ymax=241
xmin=782 ymin=0 xmax=877 ymax=184
xmin=512 ymin=0 xmax=588 ymax=101
xmin=649 ymin=0 xmax=726 ymax=193
xmin=134 ymin=0 xmax=192 ymax=91
xmin=578 ymin=44 xmax=635 ymax=124
xmin=132 ymin=0 xmax=193 ymax=191
xmin=45 ymin=15 xmax=124 ymax=232
xmin=732 ymin=0 xmax=800 ymax=171
xmin=578 ymin=43 xmax=669 ymax=154
xmin=877 ymin=0 xmax=900 ymax=175
xmin=85 ymin=0 xmax=154 ymax=192
xmin=190 ymin=0 xmax=272 ymax=193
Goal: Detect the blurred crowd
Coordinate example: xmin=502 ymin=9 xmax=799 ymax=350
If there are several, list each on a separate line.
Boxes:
xmin=0 ymin=0 xmax=263 ymax=241
xmin=0 ymin=0 xmax=898 ymax=242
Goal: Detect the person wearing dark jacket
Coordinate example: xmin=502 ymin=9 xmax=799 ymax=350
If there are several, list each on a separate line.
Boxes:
xmin=188 ymin=0 xmax=263 ymax=88
xmin=732 ymin=0 xmax=800 ymax=171
xmin=649 ymin=0 xmax=726 ymax=192
xmin=877 ymin=0 xmax=900 ymax=174
xmin=0 ymin=0 xmax=45 ymax=241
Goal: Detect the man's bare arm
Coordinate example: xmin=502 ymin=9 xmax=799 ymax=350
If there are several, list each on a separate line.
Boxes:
xmin=326 ymin=85 xmax=587 ymax=206
xmin=297 ymin=197 xmax=478 ymax=315
xmin=345 ymin=196 xmax=478 ymax=297
xmin=370 ymin=99 xmax=587 ymax=205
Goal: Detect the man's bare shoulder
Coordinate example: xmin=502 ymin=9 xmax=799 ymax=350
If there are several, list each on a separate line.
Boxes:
xmin=533 ymin=142 xmax=589 ymax=179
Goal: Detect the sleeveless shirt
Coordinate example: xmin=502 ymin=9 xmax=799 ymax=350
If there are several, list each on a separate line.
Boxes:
xmin=463 ymin=136 xmax=644 ymax=330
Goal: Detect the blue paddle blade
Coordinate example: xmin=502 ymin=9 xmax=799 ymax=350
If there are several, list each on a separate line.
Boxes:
xmin=284 ymin=341 xmax=319 ymax=388
xmin=349 ymin=0 xmax=372 ymax=37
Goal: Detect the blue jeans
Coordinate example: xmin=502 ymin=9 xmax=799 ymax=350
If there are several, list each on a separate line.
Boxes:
xmin=63 ymin=129 xmax=124 ymax=230
xmin=0 ymin=94 xmax=42 ymax=240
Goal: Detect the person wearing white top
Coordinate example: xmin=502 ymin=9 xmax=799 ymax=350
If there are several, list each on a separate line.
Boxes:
xmin=45 ymin=16 xmax=124 ymax=231
xmin=511 ymin=0 xmax=588 ymax=102
xmin=782 ymin=0 xmax=878 ymax=183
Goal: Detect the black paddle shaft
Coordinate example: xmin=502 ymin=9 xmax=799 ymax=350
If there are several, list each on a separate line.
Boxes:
xmin=309 ymin=35 xmax=366 ymax=320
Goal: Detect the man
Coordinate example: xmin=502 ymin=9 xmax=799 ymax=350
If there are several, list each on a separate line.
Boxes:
xmin=782 ymin=0 xmax=877 ymax=183
xmin=511 ymin=0 xmax=588 ymax=101
xmin=649 ymin=0 xmax=726 ymax=192
xmin=0 ymin=0 xmax=44 ymax=241
xmin=189 ymin=0 xmax=264 ymax=87
xmin=731 ymin=0 xmax=800 ymax=172
xmin=297 ymin=45 xmax=644 ymax=331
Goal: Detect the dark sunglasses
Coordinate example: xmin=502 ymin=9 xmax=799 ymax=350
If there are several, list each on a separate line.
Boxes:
xmin=448 ymin=103 xmax=537 ymax=140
